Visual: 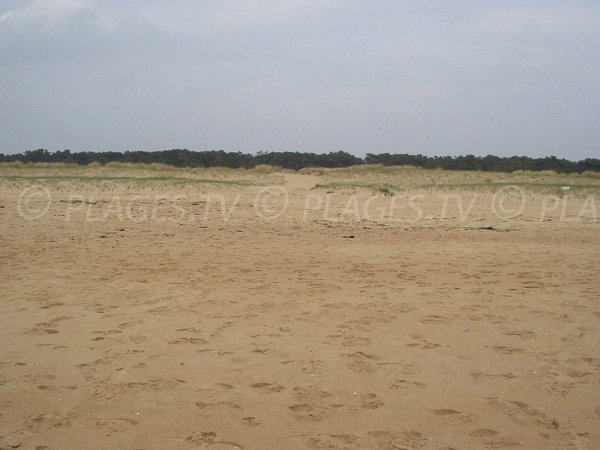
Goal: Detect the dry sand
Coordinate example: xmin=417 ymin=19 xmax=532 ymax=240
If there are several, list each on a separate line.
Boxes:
xmin=0 ymin=165 xmax=599 ymax=449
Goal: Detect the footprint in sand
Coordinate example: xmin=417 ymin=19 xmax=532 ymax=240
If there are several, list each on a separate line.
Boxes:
xmin=128 ymin=335 xmax=147 ymax=344
xmin=303 ymin=434 xmax=362 ymax=448
xmin=195 ymin=401 xmax=242 ymax=410
xmin=242 ymin=416 xmax=260 ymax=427
xmin=343 ymin=351 xmax=379 ymax=373
xmin=420 ymin=314 xmax=451 ymax=324
xmin=288 ymin=403 xmax=330 ymax=422
xmin=361 ymin=393 xmax=384 ymax=409
xmin=168 ymin=337 xmax=208 ymax=345
xmin=292 ymin=384 xmax=332 ymax=402
xmin=39 ymin=302 xmax=64 ymax=309
xmin=488 ymin=346 xmax=524 ymax=354
xmin=249 ymin=382 xmax=284 ymax=393
xmin=27 ymin=413 xmax=72 ymax=431
xmin=391 ymin=379 xmax=427 ymax=389
xmin=281 ymin=359 xmax=325 ymax=376
xmin=469 ymin=429 xmax=519 ymax=448
xmin=471 ymin=371 xmax=516 ymax=380
xmin=93 ymin=329 xmax=123 ymax=336
xmin=325 ymin=334 xmax=371 ymax=347
xmin=431 ymin=409 xmax=475 ymax=423
xmin=406 ymin=339 xmax=442 ymax=350
xmin=176 ymin=327 xmax=204 ymax=334
xmin=23 ymin=374 xmax=57 ymax=384
xmin=503 ymin=329 xmax=536 ymax=340
xmin=349 ymin=315 xmax=397 ymax=327
xmin=93 ymin=417 xmax=139 ymax=436
xmin=487 ymin=398 xmax=560 ymax=430
xmin=26 ymin=326 xmax=59 ymax=335
xmin=186 ymin=431 xmax=244 ymax=448
xmin=118 ymin=320 xmax=143 ymax=329
xmin=432 ymin=409 xmax=461 ymax=416
xmin=367 ymin=430 xmax=427 ymax=449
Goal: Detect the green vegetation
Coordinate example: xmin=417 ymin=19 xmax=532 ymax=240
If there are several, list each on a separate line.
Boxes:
xmin=311 ymin=175 xmax=600 ymax=196
xmin=0 ymin=174 xmax=256 ymax=186
xmin=376 ymin=186 xmax=395 ymax=196
xmin=1 ymin=149 xmax=598 ymax=173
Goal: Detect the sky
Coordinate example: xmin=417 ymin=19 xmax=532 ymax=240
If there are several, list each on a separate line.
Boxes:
xmin=1 ymin=0 xmax=599 ymax=159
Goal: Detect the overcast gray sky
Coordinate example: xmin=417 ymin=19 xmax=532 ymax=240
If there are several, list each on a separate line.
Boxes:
xmin=1 ymin=0 xmax=599 ymax=158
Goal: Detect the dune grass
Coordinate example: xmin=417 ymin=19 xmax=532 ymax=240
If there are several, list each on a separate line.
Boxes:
xmin=0 ymin=162 xmax=285 ymax=187
xmin=1 ymin=162 xmax=598 ymax=196
xmin=308 ymin=165 xmax=600 ymax=196
xmin=0 ymin=174 xmax=257 ymax=186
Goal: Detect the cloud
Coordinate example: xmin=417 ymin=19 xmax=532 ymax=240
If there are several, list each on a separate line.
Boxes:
xmin=132 ymin=0 xmax=344 ymax=36
xmin=0 ymin=1 xmax=599 ymax=158
xmin=0 ymin=0 xmax=94 ymax=24
xmin=0 ymin=11 xmax=15 ymax=23
xmin=478 ymin=4 xmax=600 ymax=36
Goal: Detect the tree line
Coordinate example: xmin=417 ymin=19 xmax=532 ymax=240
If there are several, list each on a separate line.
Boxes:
xmin=1 ymin=149 xmax=598 ymax=173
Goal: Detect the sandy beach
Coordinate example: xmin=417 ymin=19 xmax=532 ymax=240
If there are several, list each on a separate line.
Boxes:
xmin=0 ymin=165 xmax=598 ymax=449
